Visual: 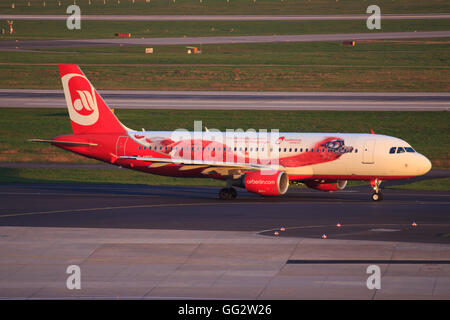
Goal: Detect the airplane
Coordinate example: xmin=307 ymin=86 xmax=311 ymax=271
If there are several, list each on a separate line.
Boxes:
xmin=30 ymin=65 xmax=432 ymax=201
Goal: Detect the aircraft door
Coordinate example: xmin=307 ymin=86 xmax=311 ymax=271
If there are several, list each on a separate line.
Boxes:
xmin=116 ymin=136 xmax=128 ymax=156
xmin=362 ymin=139 xmax=376 ymax=164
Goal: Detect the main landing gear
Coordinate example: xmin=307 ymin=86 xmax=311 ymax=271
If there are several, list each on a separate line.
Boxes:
xmin=219 ymin=179 xmax=237 ymax=200
xmin=370 ymin=178 xmax=383 ymax=201
xmin=219 ymin=187 xmax=237 ymax=200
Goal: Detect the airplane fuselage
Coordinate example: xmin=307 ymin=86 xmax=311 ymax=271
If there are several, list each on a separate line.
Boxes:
xmin=55 ymin=130 xmax=431 ymax=182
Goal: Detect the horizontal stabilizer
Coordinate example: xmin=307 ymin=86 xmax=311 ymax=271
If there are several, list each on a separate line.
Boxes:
xmin=28 ymin=139 xmax=98 ymax=147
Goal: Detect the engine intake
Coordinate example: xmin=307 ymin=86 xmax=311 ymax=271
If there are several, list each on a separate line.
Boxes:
xmin=236 ymin=171 xmax=289 ymax=196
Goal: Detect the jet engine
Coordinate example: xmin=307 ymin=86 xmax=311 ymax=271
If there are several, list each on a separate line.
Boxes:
xmin=305 ymin=180 xmax=347 ymax=192
xmin=235 ymin=170 xmax=289 ymax=196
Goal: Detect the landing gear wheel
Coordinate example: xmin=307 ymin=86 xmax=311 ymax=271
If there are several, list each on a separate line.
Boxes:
xmin=219 ymin=188 xmax=237 ymax=200
xmin=371 ymin=192 xmax=383 ymax=201
xmin=370 ymin=178 xmax=383 ymax=202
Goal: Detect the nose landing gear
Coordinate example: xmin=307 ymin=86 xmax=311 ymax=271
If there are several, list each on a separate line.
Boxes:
xmin=370 ymin=178 xmax=383 ymax=201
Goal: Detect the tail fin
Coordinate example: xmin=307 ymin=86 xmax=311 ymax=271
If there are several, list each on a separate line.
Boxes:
xmin=59 ymin=64 xmax=126 ymax=135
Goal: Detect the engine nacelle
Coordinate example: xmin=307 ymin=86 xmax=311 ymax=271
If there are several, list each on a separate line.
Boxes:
xmin=305 ymin=180 xmax=347 ymax=192
xmin=237 ymin=171 xmax=289 ymax=196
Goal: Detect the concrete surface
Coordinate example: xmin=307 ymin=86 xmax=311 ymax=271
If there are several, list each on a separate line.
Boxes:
xmin=0 ymin=226 xmax=449 ymax=299
xmin=1 ymin=90 xmax=449 ymax=111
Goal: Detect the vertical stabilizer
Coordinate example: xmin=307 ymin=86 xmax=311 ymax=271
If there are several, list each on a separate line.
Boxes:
xmin=59 ymin=64 xmax=126 ymax=135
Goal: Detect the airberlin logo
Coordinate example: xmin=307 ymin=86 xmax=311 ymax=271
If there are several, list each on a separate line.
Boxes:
xmin=247 ymin=179 xmax=275 ymax=185
xmin=62 ymin=73 xmax=99 ymax=126
xmin=275 ymin=137 xmax=285 ymax=144
xmin=73 ymin=90 xmax=96 ymax=114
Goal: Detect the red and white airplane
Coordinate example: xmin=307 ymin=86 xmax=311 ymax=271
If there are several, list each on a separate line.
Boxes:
xmin=31 ymin=65 xmax=432 ymax=201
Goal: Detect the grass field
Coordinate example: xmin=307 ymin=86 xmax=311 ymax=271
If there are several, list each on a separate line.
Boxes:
xmin=1 ymin=39 xmax=449 ymax=92
xmin=0 ymin=108 xmax=448 ymax=168
xmin=388 ymin=177 xmax=450 ymax=191
xmin=0 ymin=167 xmax=224 ymax=186
xmin=2 ymin=19 xmax=450 ymax=41
xmin=1 ymin=0 xmax=449 ymax=15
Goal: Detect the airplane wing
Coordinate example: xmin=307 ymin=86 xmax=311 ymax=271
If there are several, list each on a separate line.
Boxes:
xmin=119 ymin=156 xmax=283 ymax=177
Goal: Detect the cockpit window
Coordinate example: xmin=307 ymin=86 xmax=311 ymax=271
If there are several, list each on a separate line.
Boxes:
xmin=397 ymin=147 xmax=405 ymax=153
xmin=389 ymin=147 xmax=396 ymax=154
xmin=405 ymin=147 xmax=415 ymax=153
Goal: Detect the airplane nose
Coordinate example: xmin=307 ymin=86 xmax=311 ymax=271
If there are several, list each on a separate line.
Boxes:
xmin=418 ymin=154 xmax=432 ymax=176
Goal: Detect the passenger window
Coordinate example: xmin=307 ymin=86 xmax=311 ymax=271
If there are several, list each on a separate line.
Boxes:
xmin=284 ymin=148 xmax=287 ymax=152
xmin=139 ymin=146 xmax=141 ymax=150
xmin=397 ymin=147 xmax=405 ymax=153
xmin=355 ymin=149 xmax=358 ymax=153
xmin=289 ymin=148 xmax=292 ymax=152
xmin=389 ymin=147 xmax=396 ymax=154
xmin=405 ymin=147 xmax=415 ymax=153
xmin=295 ymin=148 xmax=297 ymax=152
